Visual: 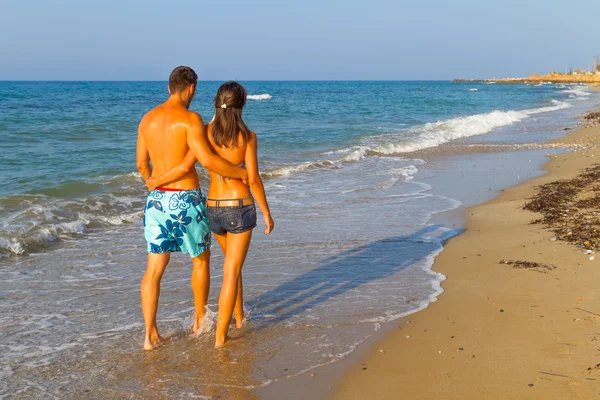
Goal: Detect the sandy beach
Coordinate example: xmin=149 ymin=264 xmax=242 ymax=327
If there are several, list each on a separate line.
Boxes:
xmin=322 ymin=120 xmax=600 ymax=399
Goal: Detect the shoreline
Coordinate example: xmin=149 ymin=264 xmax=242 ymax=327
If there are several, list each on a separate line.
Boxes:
xmin=453 ymin=75 xmax=600 ymax=85
xmin=258 ymin=111 xmax=600 ymax=399
xmin=327 ymin=121 xmax=600 ymax=398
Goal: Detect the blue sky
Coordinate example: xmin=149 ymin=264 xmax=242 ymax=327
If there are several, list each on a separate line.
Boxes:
xmin=0 ymin=0 xmax=598 ymax=80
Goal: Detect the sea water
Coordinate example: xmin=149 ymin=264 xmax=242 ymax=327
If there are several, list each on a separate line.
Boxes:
xmin=0 ymin=81 xmax=597 ymax=398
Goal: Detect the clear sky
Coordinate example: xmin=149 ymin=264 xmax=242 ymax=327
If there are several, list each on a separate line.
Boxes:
xmin=0 ymin=0 xmax=598 ymax=80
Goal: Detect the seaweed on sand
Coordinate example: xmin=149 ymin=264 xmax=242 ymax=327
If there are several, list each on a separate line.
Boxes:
xmin=580 ymin=111 xmax=600 ymax=129
xmin=523 ymin=164 xmax=600 ymax=250
xmin=499 ymin=259 xmax=556 ymax=271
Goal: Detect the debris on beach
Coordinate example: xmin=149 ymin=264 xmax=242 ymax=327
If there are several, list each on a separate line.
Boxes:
xmin=581 ymin=111 xmax=600 ymax=129
xmin=523 ymin=164 xmax=600 ymax=250
xmin=499 ymin=259 xmax=556 ymax=271
xmin=587 ymin=363 xmax=600 ymax=374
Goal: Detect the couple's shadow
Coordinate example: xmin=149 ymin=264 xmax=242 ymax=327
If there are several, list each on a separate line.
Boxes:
xmin=247 ymin=225 xmax=462 ymax=329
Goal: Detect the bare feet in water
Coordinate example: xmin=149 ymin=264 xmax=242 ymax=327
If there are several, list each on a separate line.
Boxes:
xmin=143 ymin=332 xmax=165 ymax=351
xmin=192 ymin=309 xmax=207 ymax=334
xmin=234 ymin=317 xmax=244 ymax=329
xmin=192 ymin=319 xmax=203 ymax=334
xmin=215 ymin=336 xmax=244 ymax=349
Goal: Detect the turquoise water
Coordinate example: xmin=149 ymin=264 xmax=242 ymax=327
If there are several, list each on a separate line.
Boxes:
xmin=0 ymin=81 xmax=588 ymax=254
xmin=0 ymin=81 xmax=598 ymax=398
xmin=0 ymin=81 xmax=580 ymax=195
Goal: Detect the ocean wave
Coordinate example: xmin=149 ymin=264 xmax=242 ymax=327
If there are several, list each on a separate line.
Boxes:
xmin=369 ymin=100 xmax=571 ymax=155
xmin=562 ymin=87 xmax=591 ymax=98
xmin=341 ymin=147 xmax=370 ymax=162
xmin=261 ymin=159 xmax=340 ymax=178
xmin=467 ymin=88 xmax=478 ymax=91
xmin=0 ymin=173 xmax=147 ymax=256
xmin=0 ymin=196 xmax=144 ymax=256
xmin=260 ymin=99 xmax=572 ymax=180
xmin=389 ymin=165 xmax=420 ymax=181
xmin=247 ymin=94 xmax=272 ymax=101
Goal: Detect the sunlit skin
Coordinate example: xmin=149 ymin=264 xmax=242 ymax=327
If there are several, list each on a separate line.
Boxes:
xmin=136 ymin=84 xmax=248 ymax=351
xmin=148 ymin=123 xmax=274 ymax=348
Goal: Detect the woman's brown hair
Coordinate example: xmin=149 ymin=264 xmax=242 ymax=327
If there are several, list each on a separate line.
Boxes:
xmin=211 ymin=81 xmax=251 ymax=148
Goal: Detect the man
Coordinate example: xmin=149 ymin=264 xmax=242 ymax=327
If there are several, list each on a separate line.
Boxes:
xmin=136 ymin=66 xmax=247 ymax=350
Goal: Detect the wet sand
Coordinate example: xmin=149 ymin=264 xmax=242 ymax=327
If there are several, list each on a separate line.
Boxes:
xmin=326 ymin=123 xmax=600 ymax=398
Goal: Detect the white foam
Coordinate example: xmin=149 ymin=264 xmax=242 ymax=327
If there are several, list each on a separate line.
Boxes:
xmin=371 ymin=100 xmax=571 ymax=155
xmin=262 ymin=160 xmax=338 ymax=178
xmin=562 ymin=87 xmax=591 ymax=98
xmin=467 ymin=88 xmax=478 ymax=91
xmin=0 ymin=189 xmax=147 ymax=255
xmin=190 ymin=307 xmax=218 ymax=336
xmin=0 ymin=237 xmax=25 ymax=255
xmin=247 ymin=94 xmax=272 ymax=101
xmin=389 ymin=165 xmax=419 ymax=181
xmin=341 ymin=147 xmax=369 ymax=162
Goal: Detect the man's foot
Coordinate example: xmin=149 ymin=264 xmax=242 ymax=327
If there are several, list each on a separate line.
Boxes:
xmin=192 ymin=310 xmax=207 ymax=334
xmin=143 ymin=332 xmax=165 ymax=351
xmin=192 ymin=319 xmax=202 ymax=334
xmin=214 ymin=336 xmax=244 ymax=349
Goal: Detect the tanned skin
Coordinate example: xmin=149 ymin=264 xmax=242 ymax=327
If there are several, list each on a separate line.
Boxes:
xmin=136 ymin=83 xmax=247 ymax=351
xmin=148 ymin=123 xmax=274 ymax=348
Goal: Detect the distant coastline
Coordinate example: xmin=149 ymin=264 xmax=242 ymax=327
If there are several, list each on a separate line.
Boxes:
xmin=453 ymin=73 xmax=600 ymax=84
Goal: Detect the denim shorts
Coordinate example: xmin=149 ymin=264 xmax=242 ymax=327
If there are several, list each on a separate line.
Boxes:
xmin=206 ymin=204 xmax=257 ymax=235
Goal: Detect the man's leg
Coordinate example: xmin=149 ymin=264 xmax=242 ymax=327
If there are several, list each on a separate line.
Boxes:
xmin=140 ymin=252 xmax=170 ymax=351
xmin=191 ymin=249 xmax=210 ymax=334
xmin=215 ymin=230 xmax=252 ymax=348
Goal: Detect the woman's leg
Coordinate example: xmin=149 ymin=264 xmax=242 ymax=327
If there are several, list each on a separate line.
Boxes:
xmin=234 ymin=272 xmax=244 ymax=328
xmin=215 ymin=230 xmax=253 ymax=348
xmin=213 ymin=233 xmax=245 ymax=328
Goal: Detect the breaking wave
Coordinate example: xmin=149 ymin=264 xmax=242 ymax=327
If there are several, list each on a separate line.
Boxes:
xmin=247 ymin=94 xmax=272 ymax=101
xmin=370 ymin=100 xmax=571 ymax=154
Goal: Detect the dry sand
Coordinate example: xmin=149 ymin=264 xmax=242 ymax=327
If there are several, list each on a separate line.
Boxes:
xmin=329 ymin=124 xmax=600 ymax=399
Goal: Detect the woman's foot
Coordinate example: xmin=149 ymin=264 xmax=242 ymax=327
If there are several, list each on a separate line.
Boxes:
xmin=215 ymin=335 xmax=244 ymax=349
xmin=234 ymin=314 xmax=245 ymax=329
xmin=143 ymin=331 xmax=165 ymax=351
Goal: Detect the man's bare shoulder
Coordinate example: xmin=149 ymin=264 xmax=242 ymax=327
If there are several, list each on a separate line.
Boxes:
xmin=164 ymin=107 xmax=203 ymax=127
xmin=187 ymin=110 xmax=204 ymax=126
xmin=139 ymin=104 xmax=164 ymax=128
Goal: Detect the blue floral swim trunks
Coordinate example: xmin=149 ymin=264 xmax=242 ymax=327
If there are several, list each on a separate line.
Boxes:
xmin=143 ymin=188 xmax=211 ymax=257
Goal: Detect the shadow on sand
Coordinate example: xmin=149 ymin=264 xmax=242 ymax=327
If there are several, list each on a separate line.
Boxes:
xmin=248 ymin=225 xmax=464 ymax=329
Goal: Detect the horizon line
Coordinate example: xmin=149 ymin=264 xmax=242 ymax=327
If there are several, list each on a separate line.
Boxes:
xmin=0 ymin=79 xmax=457 ymax=83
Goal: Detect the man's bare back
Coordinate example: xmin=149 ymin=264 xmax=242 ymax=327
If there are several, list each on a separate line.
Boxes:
xmin=138 ymin=102 xmax=201 ymax=190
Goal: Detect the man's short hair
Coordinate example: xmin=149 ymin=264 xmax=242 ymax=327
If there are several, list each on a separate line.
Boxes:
xmin=169 ymin=66 xmax=198 ymax=93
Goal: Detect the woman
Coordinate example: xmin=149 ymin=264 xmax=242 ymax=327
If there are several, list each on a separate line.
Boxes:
xmin=147 ymin=81 xmax=274 ymax=348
